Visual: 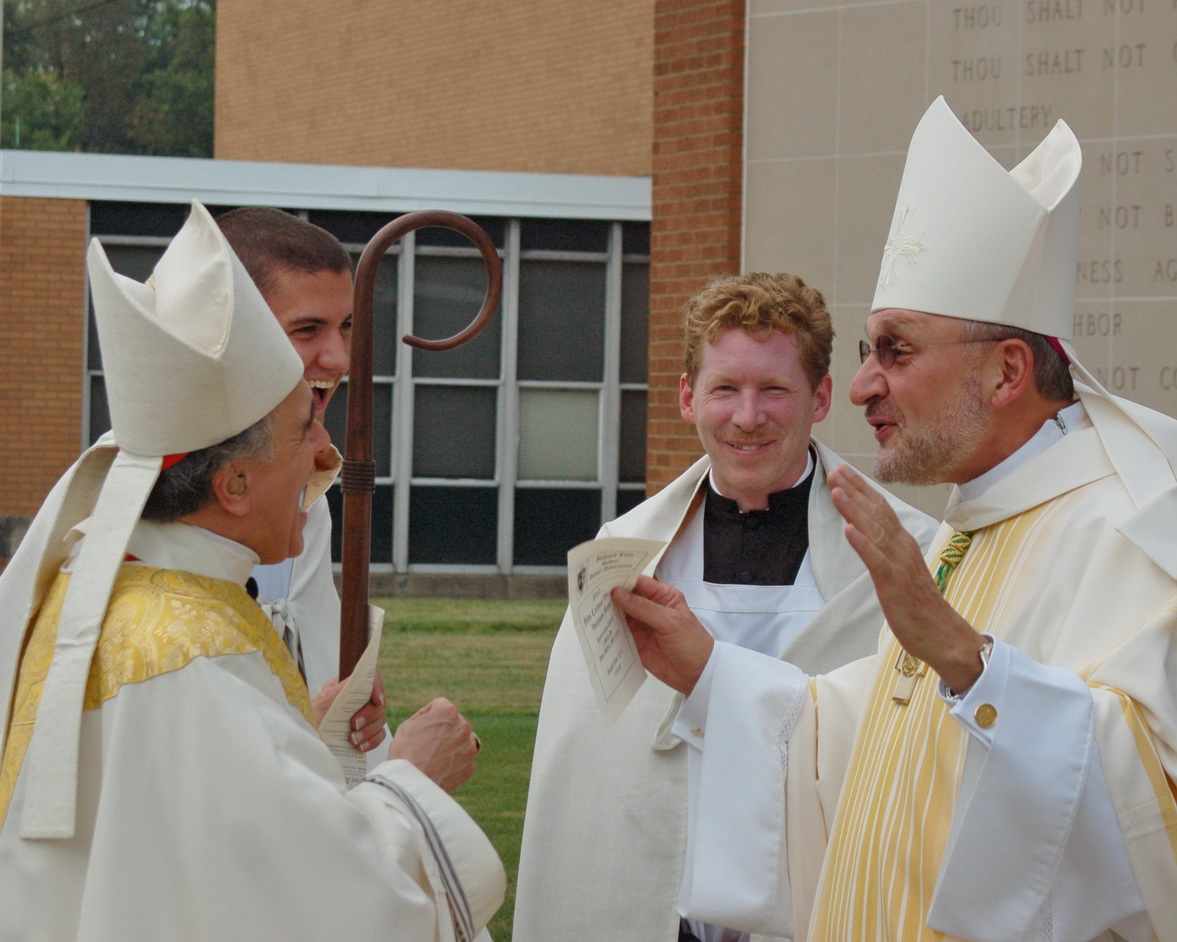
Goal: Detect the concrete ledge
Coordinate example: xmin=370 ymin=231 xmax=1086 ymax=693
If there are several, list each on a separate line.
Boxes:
xmin=350 ymin=572 xmax=567 ymax=601
xmin=0 ymin=511 xmax=567 ymax=600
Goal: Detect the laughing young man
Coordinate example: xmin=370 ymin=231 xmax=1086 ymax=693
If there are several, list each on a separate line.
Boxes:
xmin=216 ymin=207 xmax=391 ymax=761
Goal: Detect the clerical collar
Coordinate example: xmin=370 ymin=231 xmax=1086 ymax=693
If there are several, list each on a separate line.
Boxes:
xmin=702 ymin=450 xmax=815 ymax=585
xmin=65 ymin=518 xmax=259 ymax=587
xmin=958 ymin=400 xmax=1090 ymax=503
xmin=706 ymin=448 xmax=814 ymax=506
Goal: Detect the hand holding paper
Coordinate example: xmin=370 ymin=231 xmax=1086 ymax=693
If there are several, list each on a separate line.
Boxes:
xmin=319 ymin=603 xmax=386 ymax=787
xmin=566 ymin=537 xmax=666 ymax=722
xmin=611 ymin=575 xmax=715 ymax=697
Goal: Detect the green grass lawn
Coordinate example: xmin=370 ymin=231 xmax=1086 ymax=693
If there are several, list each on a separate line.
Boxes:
xmin=373 ymin=596 xmax=565 ymax=942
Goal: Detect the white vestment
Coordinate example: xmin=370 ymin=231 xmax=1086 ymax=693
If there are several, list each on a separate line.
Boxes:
xmin=512 ymin=441 xmax=937 ymax=942
xmin=254 ymin=497 xmax=340 ymax=696
xmin=0 ymin=520 xmax=505 ymax=942
xmin=253 ymin=460 xmax=391 ymax=776
xmin=678 ymin=404 xmax=1177 ymax=942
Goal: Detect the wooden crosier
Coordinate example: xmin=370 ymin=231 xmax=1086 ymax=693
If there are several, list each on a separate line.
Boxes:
xmin=339 ymin=211 xmax=502 ymax=677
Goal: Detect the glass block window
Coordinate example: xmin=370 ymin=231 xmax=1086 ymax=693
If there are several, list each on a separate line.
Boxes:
xmin=517 ymin=260 xmax=606 ymax=383
xmin=87 ymin=201 xmax=649 ymax=573
xmin=413 ymin=386 xmax=497 ymax=479
xmin=513 ymin=487 xmax=601 ymax=567
xmin=517 ymin=389 xmax=599 ymax=481
xmin=409 ymin=486 xmax=498 ymax=565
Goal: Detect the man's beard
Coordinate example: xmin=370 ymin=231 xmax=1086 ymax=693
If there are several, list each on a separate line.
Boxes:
xmin=872 ymin=374 xmax=989 ymax=485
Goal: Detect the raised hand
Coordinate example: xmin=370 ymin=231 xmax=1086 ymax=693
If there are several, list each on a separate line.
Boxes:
xmin=828 ymin=464 xmax=985 ymax=693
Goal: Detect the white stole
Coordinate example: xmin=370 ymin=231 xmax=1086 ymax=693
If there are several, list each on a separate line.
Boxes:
xmin=656 ymin=496 xmax=826 ymax=658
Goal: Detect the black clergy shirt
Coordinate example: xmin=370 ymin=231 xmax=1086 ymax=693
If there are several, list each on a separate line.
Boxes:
xmin=702 ymin=456 xmax=813 ymax=586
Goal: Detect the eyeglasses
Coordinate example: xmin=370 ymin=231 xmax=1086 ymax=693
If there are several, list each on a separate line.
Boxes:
xmin=858 ymin=334 xmax=1001 ymax=370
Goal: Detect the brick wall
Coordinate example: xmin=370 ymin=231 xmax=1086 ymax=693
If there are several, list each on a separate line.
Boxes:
xmin=0 ymin=196 xmax=88 ymax=516
xmin=646 ymin=0 xmax=744 ymax=493
xmin=215 ymin=0 xmax=654 ymax=176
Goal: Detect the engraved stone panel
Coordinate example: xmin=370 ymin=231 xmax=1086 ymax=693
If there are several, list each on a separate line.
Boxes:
xmin=744 ymin=159 xmax=838 ymax=285
xmin=838 ymin=3 xmax=931 ymax=154
xmin=745 ymin=0 xmax=1177 ymax=517
xmin=930 ymin=2 xmax=1024 ymax=132
xmin=835 ymin=153 xmax=909 ymax=302
xmin=750 ymin=0 xmax=850 ymax=14
xmin=1087 ymin=137 xmax=1177 ymax=298
xmin=746 ymin=10 xmax=839 ymax=160
xmin=1096 ymin=299 xmax=1177 ymax=414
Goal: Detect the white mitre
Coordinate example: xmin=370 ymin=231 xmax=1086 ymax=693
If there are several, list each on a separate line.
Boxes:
xmin=0 ymin=201 xmax=303 ymax=840
xmin=873 ymin=97 xmax=1177 ymax=579
xmin=872 ymin=95 xmax=1080 ymax=338
xmin=89 ymin=200 xmax=303 ymax=456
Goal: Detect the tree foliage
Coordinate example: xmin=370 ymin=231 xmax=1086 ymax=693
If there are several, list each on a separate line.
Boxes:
xmin=1 ymin=67 xmax=84 ymax=150
xmin=1 ymin=0 xmax=214 ymax=156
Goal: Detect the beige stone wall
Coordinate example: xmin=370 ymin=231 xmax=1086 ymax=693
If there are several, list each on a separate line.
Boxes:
xmin=215 ymin=0 xmax=654 ymax=175
xmin=743 ymin=0 xmax=1177 ymax=515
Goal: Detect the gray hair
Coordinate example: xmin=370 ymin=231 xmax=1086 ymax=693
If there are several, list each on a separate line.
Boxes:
xmin=959 ymin=320 xmax=1075 ymax=403
xmin=141 ymin=415 xmax=274 ymax=522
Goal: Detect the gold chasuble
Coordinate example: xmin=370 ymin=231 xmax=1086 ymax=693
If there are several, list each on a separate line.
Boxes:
xmin=808 ymin=487 xmax=1155 ymax=941
xmin=808 ymin=525 xmax=987 ymax=941
xmin=1 ymin=565 xmax=313 ymax=825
